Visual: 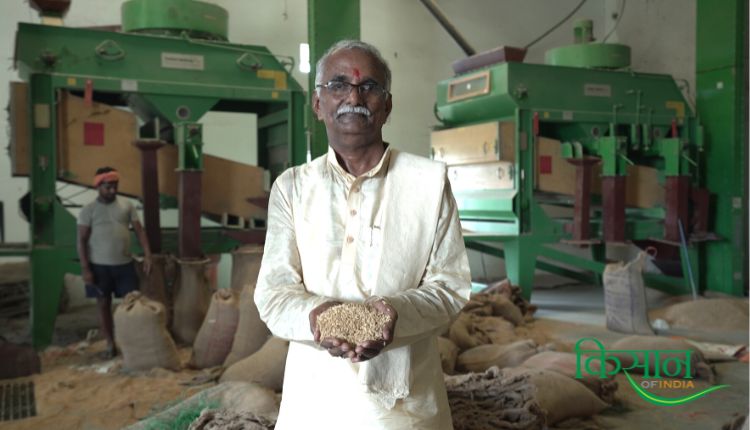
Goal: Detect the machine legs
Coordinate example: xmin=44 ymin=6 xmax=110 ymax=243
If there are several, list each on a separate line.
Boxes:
xmin=135 ymin=140 xmax=165 ymax=253
xmin=602 ymin=176 xmax=626 ymax=242
xmin=178 ymin=171 xmax=202 ymax=258
xmin=503 ymin=237 xmax=538 ymax=300
xmin=567 ymin=157 xmax=600 ymax=242
xmin=665 ymin=176 xmax=690 ymax=243
xmin=30 ymin=248 xmax=68 ymax=349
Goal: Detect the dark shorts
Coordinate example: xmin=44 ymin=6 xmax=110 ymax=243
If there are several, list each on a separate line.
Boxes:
xmin=85 ymin=262 xmax=139 ymax=299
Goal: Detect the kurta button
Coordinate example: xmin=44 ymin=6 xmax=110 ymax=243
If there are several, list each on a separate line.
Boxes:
xmin=346 ymin=236 xmax=354 ymax=244
xmin=350 ymin=209 xmax=357 ymax=216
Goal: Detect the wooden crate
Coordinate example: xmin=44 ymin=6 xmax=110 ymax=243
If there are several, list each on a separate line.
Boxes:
xmin=535 ymin=137 xmax=664 ymax=208
xmin=12 ymin=87 xmax=267 ymax=219
xmin=431 ymin=121 xmax=515 ymax=165
xmin=8 ymin=82 xmax=30 ymax=176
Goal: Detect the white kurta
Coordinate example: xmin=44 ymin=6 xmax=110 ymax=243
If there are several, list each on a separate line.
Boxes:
xmin=255 ymin=145 xmax=471 ymax=429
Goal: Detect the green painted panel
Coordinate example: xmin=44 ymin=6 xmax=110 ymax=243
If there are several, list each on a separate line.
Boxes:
xmin=696 ymin=0 xmax=748 ymax=295
xmin=122 ymin=0 xmax=229 ymax=41
xmin=307 ymin=0 xmax=360 ymax=159
xmin=15 ymin=23 xmax=301 ymax=92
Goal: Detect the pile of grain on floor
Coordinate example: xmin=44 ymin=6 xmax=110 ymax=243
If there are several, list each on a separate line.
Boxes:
xmin=316 ymin=303 xmax=391 ymax=344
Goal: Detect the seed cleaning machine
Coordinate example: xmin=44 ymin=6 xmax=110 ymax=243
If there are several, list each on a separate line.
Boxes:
xmin=6 ymin=0 xmax=307 ymax=347
xmin=430 ymin=19 xmax=715 ymax=299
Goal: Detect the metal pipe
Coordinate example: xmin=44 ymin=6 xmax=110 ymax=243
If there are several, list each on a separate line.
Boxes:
xmin=418 ymin=0 xmax=476 ymax=56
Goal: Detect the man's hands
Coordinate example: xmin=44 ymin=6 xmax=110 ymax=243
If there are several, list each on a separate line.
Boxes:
xmin=352 ymin=299 xmax=398 ymax=363
xmin=309 ymin=299 xmax=398 ymax=363
xmin=142 ymin=254 xmax=152 ymax=275
xmin=82 ymin=267 xmax=94 ymax=285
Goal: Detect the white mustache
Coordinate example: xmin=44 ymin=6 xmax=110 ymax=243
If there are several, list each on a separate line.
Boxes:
xmin=336 ymin=105 xmax=372 ymax=117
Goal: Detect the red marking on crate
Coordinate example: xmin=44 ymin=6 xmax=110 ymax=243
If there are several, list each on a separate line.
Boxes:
xmin=84 ymin=122 xmax=104 ymax=146
xmin=539 ymin=155 xmax=552 ymax=174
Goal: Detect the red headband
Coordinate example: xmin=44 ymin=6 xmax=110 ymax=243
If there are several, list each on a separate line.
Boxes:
xmin=94 ymin=171 xmax=120 ymax=187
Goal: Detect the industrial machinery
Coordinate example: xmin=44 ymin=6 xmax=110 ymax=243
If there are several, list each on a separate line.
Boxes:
xmin=6 ymin=0 xmax=307 ymax=347
xmin=430 ymin=18 xmax=716 ymax=299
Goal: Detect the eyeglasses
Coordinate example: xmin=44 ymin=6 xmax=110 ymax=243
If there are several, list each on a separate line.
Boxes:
xmin=316 ymin=80 xmax=389 ymax=98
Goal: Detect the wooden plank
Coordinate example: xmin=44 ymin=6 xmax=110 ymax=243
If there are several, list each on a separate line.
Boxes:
xmin=432 ymin=122 xmax=491 ymax=165
xmin=448 ymin=161 xmax=514 ymax=192
xmin=535 ymin=136 xmax=664 ymax=208
xmin=57 ymin=93 xmax=267 ymax=219
xmin=9 ymin=82 xmax=30 ymax=176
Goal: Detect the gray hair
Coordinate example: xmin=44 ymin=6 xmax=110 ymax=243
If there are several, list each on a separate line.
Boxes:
xmin=314 ymin=40 xmax=391 ymax=95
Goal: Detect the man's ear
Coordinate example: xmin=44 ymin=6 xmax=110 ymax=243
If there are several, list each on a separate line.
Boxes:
xmin=312 ymin=91 xmax=323 ymax=120
xmin=385 ymin=94 xmax=393 ymax=118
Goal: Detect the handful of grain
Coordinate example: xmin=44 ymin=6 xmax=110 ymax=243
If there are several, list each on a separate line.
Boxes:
xmin=317 ymin=303 xmax=391 ymax=345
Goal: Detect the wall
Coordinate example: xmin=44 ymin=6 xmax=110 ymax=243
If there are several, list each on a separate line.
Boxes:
xmin=1 ymin=0 xmax=698 ymax=283
xmin=603 ymin=0 xmax=697 ymax=106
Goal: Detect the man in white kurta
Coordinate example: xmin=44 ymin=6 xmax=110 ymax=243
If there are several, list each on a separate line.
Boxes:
xmin=255 ymin=40 xmax=471 ymax=430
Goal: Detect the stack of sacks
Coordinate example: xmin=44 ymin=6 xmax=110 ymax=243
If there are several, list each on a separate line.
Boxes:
xmin=439 ymin=281 xmax=534 ymax=375
xmin=114 ymin=292 xmax=181 ymax=371
xmin=480 ymin=279 xmax=537 ymax=322
xmin=190 ymin=289 xmax=240 ymax=368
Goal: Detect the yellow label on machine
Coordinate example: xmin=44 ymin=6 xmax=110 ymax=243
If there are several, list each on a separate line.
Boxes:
xmin=257 ymin=69 xmax=288 ymax=90
xmin=665 ymin=100 xmax=685 ymax=119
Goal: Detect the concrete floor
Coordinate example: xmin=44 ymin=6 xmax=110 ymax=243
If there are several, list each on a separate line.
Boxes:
xmin=528 ymin=277 xmax=749 ymax=430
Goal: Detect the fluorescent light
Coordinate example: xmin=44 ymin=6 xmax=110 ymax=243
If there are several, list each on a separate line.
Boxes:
xmin=299 ymin=43 xmax=310 ymax=74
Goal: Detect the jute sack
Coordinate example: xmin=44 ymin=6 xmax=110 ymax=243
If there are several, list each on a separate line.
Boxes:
xmin=603 ymin=252 xmax=654 ymax=335
xmin=230 ymin=245 xmax=264 ymax=293
xmin=134 ymin=254 xmax=171 ymax=320
xmin=474 ymin=316 xmax=517 ymax=345
xmin=461 ymin=299 xmax=493 ymax=317
xmin=505 ymin=367 xmax=609 ymax=425
xmin=219 ymin=382 xmax=279 ymax=420
xmin=521 ymin=351 xmax=618 ymax=404
xmin=437 ymin=336 xmax=460 ymax=374
xmin=661 ymin=298 xmax=749 ymax=331
xmin=172 ymin=257 xmax=213 ymax=345
xmin=223 ymin=282 xmax=271 ymax=367
xmin=444 ymin=367 xmax=545 ymax=430
xmin=190 ymin=289 xmax=240 ymax=368
xmin=471 ymin=293 xmax=524 ymax=325
xmin=448 ymin=313 xmax=489 ymax=350
xmin=457 ymin=340 xmax=540 ymax=372
xmin=221 ymin=337 xmax=289 ymax=392
xmin=609 ymin=335 xmax=714 ymax=382
xmin=114 ymin=292 xmax=181 ymax=371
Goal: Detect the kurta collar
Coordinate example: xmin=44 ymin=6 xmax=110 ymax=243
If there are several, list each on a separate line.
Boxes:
xmin=327 ymin=143 xmax=392 ymax=181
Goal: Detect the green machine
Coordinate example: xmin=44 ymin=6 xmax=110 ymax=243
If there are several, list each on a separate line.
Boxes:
xmin=7 ymin=0 xmax=307 ymax=348
xmin=431 ymin=20 xmax=719 ymax=299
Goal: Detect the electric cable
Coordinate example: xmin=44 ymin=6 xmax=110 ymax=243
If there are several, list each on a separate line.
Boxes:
xmin=601 ymin=0 xmax=626 ymax=43
xmin=524 ymin=0 xmax=588 ymax=50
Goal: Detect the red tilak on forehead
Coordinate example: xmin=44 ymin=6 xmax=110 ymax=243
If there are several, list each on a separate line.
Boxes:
xmin=353 ymin=68 xmax=360 ymax=79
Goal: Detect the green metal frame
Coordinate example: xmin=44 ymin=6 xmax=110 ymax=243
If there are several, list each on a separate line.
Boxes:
xmin=436 ymin=61 xmax=705 ymax=299
xmin=307 ymin=0 xmax=360 ymax=158
xmin=12 ymin=21 xmax=308 ymax=348
xmin=696 ymin=0 xmax=749 ymax=295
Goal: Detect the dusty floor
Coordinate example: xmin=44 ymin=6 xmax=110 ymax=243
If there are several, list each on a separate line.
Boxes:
xmin=0 ymin=280 xmax=748 ymax=430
